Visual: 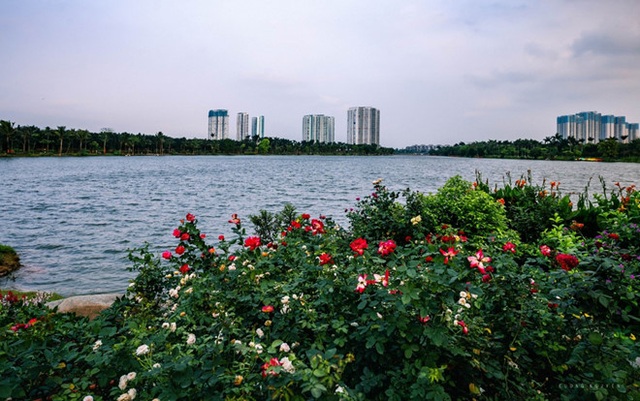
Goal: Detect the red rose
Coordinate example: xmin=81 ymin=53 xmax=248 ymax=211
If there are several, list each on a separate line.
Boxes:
xmin=377 ymin=239 xmax=397 ymax=256
xmin=301 ymin=213 xmax=311 ymax=219
xmin=539 ymin=245 xmax=552 ymax=257
xmin=319 ymin=253 xmax=333 ymax=265
xmin=556 ymin=253 xmax=579 ymax=271
xmin=261 ymin=305 xmax=274 ymax=313
xmin=311 ymin=219 xmax=325 ymax=234
xmin=186 ymin=213 xmax=195 ymax=222
xmin=179 ymin=264 xmax=190 ymax=274
xmin=244 ymin=236 xmax=261 ymax=251
xmin=181 ymin=233 xmax=190 ymax=241
xmin=175 ymin=245 xmax=185 ymax=255
xmin=173 ymin=229 xmax=181 ymax=238
xmin=218 ymin=235 xmax=225 ymax=241
xmin=350 ymin=238 xmax=368 ymax=256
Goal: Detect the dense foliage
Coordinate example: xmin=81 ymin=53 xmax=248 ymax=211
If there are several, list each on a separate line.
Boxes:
xmin=405 ymin=133 xmax=640 ymax=162
xmin=1 ymin=175 xmax=639 ymax=400
xmin=0 ymin=120 xmax=393 ymax=157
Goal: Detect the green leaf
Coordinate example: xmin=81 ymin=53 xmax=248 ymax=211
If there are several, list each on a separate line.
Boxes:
xmin=588 ymin=332 xmax=603 ymax=345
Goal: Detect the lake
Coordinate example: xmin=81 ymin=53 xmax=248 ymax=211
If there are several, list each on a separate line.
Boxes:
xmin=2 ymin=155 xmax=639 ymax=296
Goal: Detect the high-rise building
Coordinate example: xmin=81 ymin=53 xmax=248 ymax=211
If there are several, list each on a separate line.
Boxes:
xmin=237 ymin=112 xmax=250 ymax=141
xmin=347 ymin=107 xmax=380 ymax=145
xmin=302 ymin=114 xmax=335 ymax=143
xmin=208 ymin=109 xmax=229 ymax=140
xmin=557 ymin=111 xmax=637 ymax=144
xmin=252 ymin=116 xmax=265 ymax=139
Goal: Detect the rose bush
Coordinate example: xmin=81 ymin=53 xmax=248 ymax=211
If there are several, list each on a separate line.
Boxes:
xmin=0 ymin=175 xmax=638 ymax=400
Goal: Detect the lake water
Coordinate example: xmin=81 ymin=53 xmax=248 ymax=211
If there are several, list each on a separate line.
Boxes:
xmin=2 ymin=155 xmax=639 ymax=296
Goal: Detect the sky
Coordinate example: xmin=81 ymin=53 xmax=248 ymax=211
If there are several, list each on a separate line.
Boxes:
xmin=1 ymin=0 xmax=639 ymax=148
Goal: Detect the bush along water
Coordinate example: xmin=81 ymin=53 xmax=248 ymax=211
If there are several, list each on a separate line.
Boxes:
xmin=1 ymin=176 xmax=639 ymax=400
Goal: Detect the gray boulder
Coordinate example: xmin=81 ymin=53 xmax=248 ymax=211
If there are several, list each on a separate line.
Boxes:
xmin=47 ymin=293 xmax=122 ymax=320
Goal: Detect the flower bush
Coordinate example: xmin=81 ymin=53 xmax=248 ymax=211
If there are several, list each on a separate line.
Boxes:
xmin=1 ymin=176 xmax=639 ymax=400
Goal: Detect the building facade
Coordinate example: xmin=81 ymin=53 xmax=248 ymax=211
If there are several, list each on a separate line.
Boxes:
xmin=347 ymin=106 xmax=380 ymax=145
xmin=237 ymin=112 xmax=250 ymax=141
xmin=252 ymin=116 xmax=265 ymax=139
xmin=557 ymin=111 xmax=637 ymax=144
xmin=302 ymin=114 xmax=335 ymax=143
xmin=208 ymin=109 xmax=229 ymax=140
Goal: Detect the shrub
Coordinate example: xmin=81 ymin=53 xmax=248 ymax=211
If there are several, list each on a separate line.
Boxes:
xmin=0 ymin=180 xmax=639 ymax=400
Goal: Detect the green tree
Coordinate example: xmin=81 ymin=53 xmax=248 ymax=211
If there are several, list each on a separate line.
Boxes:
xmin=0 ymin=120 xmax=15 ymax=153
xmin=54 ymin=126 xmax=66 ymax=156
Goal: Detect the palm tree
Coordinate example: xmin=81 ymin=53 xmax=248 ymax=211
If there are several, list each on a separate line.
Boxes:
xmin=77 ymin=129 xmax=90 ymax=153
xmin=0 ymin=120 xmax=15 ymax=153
xmin=55 ymin=126 xmax=66 ymax=156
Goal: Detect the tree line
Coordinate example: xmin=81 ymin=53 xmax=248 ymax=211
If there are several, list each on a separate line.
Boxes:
xmin=401 ymin=133 xmax=640 ymax=162
xmin=0 ymin=120 xmax=394 ymax=157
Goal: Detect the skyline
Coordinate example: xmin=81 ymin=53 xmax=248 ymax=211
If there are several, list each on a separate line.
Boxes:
xmin=1 ymin=1 xmax=639 ymax=148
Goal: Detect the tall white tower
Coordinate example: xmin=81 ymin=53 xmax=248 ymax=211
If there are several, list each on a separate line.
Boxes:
xmin=208 ymin=110 xmax=229 ymax=140
xmin=237 ymin=112 xmax=250 ymax=141
xmin=347 ymin=107 xmax=380 ymax=145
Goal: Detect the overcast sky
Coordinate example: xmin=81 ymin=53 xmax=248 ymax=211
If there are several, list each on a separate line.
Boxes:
xmin=1 ymin=1 xmax=639 ymax=148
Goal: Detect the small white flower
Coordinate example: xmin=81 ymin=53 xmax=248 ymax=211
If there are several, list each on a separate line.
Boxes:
xmin=335 ymin=385 xmax=345 ymax=393
xmin=128 ymin=388 xmax=137 ymax=399
xmin=117 ymin=394 xmax=131 ymax=401
xmin=127 ymin=372 xmax=137 ymax=381
xmin=256 ymin=328 xmax=264 ymax=338
xmin=377 ymin=312 xmax=383 ymax=319
xmin=372 ymin=178 xmax=383 ymax=185
xmin=280 ymin=357 xmax=295 ymax=373
xmin=255 ymin=343 xmax=263 ymax=354
xmin=152 ymin=363 xmax=161 ymax=369
xmin=92 ymin=340 xmax=102 ymax=351
xmin=169 ymin=288 xmax=179 ymax=299
xmin=135 ymin=344 xmax=150 ymax=356
xmin=459 ymin=291 xmax=468 ymax=298
xmin=185 ymin=287 xmax=193 ymax=294
xmin=281 ymin=295 xmax=290 ymax=304
xmin=83 ymin=396 xmax=94 ymax=401
xmin=170 ymin=322 xmax=177 ymax=332
xmin=186 ymin=333 xmax=196 ymax=345
xmin=162 ymin=322 xmax=170 ymax=329
xmin=279 ymin=342 xmax=290 ymax=352
xmin=280 ymin=304 xmax=290 ymax=314
xmin=228 ymin=263 xmax=236 ymax=271
xmin=118 ymin=375 xmax=128 ymax=390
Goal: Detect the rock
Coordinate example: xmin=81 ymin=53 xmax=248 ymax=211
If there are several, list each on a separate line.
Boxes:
xmin=47 ymin=293 xmax=122 ymax=320
xmin=0 ymin=246 xmax=20 ymax=276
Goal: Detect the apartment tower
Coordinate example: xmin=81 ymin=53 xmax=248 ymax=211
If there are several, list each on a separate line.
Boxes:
xmin=347 ymin=106 xmax=380 ymax=145
xmin=302 ymin=114 xmax=335 ymax=143
xmin=252 ymin=116 xmax=265 ymax=139
xmin=236 ymin=112 xmax=251 ymax=141
xmin=208 ymin=109 xmax=229 ymax=140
